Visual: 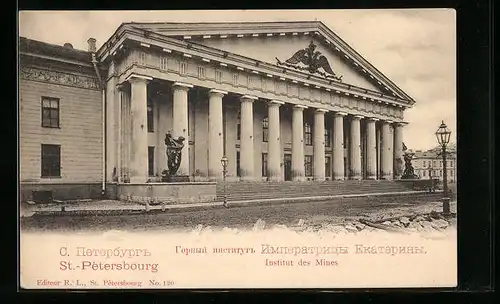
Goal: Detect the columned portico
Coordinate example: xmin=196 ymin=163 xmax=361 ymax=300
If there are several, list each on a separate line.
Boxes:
xmin=127 ymin=74 xmax=151 ymax=183
xmin=366 ymin=117 xmax=378 ymax=180
xmin=332 ymin=112 xmax=347 ymax=180
xmin=314 ymin=109 xmax=327 ymax=181
xmin=240 ymin=95 xmax=258 ymax=181
xmin=208 ymin=89 xmax=227 ymax=181
xmin=381 ymin=120 xmax=394 ymax=180
xmin=292 ymin=105 xmax=307 ymax=181
xmin=267 ymin=100 xmax=284 ymax=181
xmin=172 ymin=82 xmax=193 ymax=177
xmin=393 ymin=122 xmax=404 ymax=179
xmin=349 ymin=115 xmax=363 ymax=180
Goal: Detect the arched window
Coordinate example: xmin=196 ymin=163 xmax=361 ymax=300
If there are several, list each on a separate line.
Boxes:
xmin=304 ymin=122 xmax=312 ymax=146
xmin=262 ymin=117 xmax=269 ymax=142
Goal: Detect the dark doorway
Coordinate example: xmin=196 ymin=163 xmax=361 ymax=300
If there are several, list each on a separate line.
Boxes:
xmin=284 ymin=154 xmax=292 ymax=181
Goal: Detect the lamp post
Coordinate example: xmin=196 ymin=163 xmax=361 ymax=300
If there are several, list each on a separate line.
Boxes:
xmin=435 ymin=120 xmax=451 ymax=215
xmin=220 ymin=156 xmax=228 ymax=207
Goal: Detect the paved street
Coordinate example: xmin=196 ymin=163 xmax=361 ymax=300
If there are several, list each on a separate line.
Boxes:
xmin=20 ymin=196 xmax=454 ymax=232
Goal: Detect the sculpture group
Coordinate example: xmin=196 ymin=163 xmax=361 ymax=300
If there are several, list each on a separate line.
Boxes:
xmin=161 ymin=132 xmax=186 ymax=182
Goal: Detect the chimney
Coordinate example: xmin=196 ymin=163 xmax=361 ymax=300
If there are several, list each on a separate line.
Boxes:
xmin=87 ymin=38 xmax=96 ymax=53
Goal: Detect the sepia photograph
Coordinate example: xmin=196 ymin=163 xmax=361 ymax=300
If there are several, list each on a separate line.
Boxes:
xmin=19 ymin=9 xmax=457 ymax=289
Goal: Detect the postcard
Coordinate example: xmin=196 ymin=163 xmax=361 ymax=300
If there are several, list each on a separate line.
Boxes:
xmin=19 ymin=9 xmax=457 ymax=289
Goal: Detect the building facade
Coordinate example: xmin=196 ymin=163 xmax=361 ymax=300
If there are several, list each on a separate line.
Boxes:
xmin=411 ymin=146 xmax=457 ymax=183
xmin=19 ymin=21 xmax=415 ymax=200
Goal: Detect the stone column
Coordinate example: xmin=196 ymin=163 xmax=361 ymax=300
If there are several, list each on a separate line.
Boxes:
xmin=349 ymin=115 xmax=363 ymax=180
xmin=116 ymin=84 xmax=125 ymax=183
xmin=332 ymin=112 xmax=347 ymax=180
xmin=381 ymin=120 xmax=394 ymax=180
xmin=240 ymin=95 xmax=258 ymax=181
xmin=292 ymin=105 xmax=307 ymax=181
xmin=313 ymin=109 xmax=327 ymax=181
xmin=127 ymin=75 xmax=151 ymax=183
xmin=393 ymin=122 xmax=405 ymax=179
xmin=208 ymin=89 xmax=227 ymax=181
xmin=268 ymin=100 xmax=284 ymax=181
xmin=366 ymin=117 xmax=378 ymax=180
xmin=172 ymin=82 xmax=194 ymax=177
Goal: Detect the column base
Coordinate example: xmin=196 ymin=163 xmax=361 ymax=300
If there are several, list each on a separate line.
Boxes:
xmin=292 ymin=176 xmax=305 ymax=182
xmin=269 ymin=176 xmax=282 ymax=182
xmin=314 ymin=177 xmax=326 ymax=182
xmin=349 ymin=176 xmax=362 ymax=180
xmin=240 ymin=176 xmax=255 ymax=182
xmin=366 ymin=176 xmax=377 ymax=180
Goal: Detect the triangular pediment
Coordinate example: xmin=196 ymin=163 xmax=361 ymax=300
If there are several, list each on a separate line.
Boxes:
xmin=122 ymin=21 xmax=414 ymax=103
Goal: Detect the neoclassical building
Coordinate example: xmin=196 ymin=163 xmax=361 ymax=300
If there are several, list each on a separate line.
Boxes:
xmin=19 ymin=21 xmax=415 ymax=201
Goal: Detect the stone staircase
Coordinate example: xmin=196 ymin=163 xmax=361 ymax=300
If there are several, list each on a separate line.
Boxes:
xmin=216 ymin=180 xmax=417 ymax=202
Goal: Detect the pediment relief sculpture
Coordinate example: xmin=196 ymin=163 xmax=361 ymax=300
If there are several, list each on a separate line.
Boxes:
xmin=276 ymin=41 xmax=343 ymax=82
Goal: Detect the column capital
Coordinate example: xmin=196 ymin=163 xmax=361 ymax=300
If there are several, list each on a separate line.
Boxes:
xmin=269 ymin=100 xmax=284 ymax=107
xmin=334 ymin=111 xmax=348 ymax=117
xmin=352 ymin=115 xmax=364 ymax=120
xmin=208 ymin=88 xmax=228 ymax=96
xmin=315 ymin=108 xmax=328 ymax=114
xmin=384 ymin=120 xmax=394 ymax=124
xmin=393 ymin=121 xmax=409 ymax=127
xmin=173 ymin=82 xmax=194 ymax=90
xmin=126 ymin=74 xmax=152 ymax=83
xmin=366 ymin=117 xmax=379 ymax=122
xmin=116 ymin=83 xmax=126 ymax=91
xmin=293 ymin=104 xmax=308 ymax=110
xmin=240 ymin=95 xmax=258 ymax=102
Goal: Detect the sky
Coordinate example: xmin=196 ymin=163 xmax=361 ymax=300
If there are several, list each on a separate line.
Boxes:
xmin=18 ymin=9 xmax=456 ymax=150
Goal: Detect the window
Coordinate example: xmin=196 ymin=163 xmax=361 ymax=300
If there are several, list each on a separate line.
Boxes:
xmin=423 ymin=171 xmax=427 ymax=177
xmin=450 ymin=161 xmax=454 ymax=167
xmin=198 ymin=66 xmax=206 ymax=79
xmin=304 ymin=122 xmax=312 ymax=146
xmin=148 ymin=146 xmax=155 ymax=177
xmin=236 ymin=111 xmax=241 ymax=140
xmin=179 ymin=62 xmax=187 ymax=75
xmin=324 ymin=127 xmax=331 ymax=147
xmin=305 ymin=155 xmax=313 ymax=177
xmin=262 ymin=117 xmax=269 ymax=142
xmin=262 ymin=153 xmax=268 ymax=177
xmin=423 ymin=160 xmax=426 ymax=167
xmin=160 ymin=57 xmax=168 ymax=70
xmin=41 ymin=144 xmax=61 ymax=178
xmin=325 ymin=156 xmax=331 ymax=177
xmin=440 ymin=160 xmax=443 ymax=167
xmin=41 ymin=97 xmax=60 ymax=128
xmin=451 ymin=170 xmax=454 ymax=176
xmin=236 ymin=151 xmax=241 ymax=177
xmin=433 ymin=160 xmax=436 ymax=167
xmin=232 ymin=73 xmax=238 ymax=85
xmin=139 ymin=52 xmax=147 ymax=65
xmin=147 ymin=102 xmax=154 ymax=132
xmin=215 ymin=70 xmax=222 ymax=83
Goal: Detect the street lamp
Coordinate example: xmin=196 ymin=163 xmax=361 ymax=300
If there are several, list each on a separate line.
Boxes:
xmin=220 ymin=156 xmax=228 ymax=207
xmin=435 ymin=120 xmax=452 ymax=215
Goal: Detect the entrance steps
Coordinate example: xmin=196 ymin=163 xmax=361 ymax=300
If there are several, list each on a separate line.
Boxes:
xmin=216 ymin=180 xmax=415 ymax=202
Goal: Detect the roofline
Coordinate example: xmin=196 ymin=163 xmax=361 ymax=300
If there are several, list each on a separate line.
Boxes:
xmin=97 ymin=21 xmax=415 ymax=104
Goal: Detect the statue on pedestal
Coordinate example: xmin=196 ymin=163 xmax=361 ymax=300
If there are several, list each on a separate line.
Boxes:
xmin=162 ymin=132 xmax=187 ymax=182
xmin=401 ymin=142 xmax=419 ymax=179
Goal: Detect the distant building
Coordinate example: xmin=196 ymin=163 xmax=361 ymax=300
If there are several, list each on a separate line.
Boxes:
xmin=410 ymin=144 xmax=457 ymax=183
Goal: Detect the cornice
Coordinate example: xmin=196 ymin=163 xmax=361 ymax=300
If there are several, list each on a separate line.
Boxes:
xmin=100 ymin=29 xmax=412 ymax=109
xmin=96 ymin=21 xmax=415 ymax=104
